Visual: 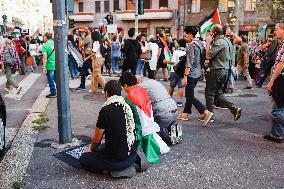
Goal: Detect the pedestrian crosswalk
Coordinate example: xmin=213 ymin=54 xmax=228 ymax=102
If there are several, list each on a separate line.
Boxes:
xmin=4 ymin=73 xmax=41 ymax=100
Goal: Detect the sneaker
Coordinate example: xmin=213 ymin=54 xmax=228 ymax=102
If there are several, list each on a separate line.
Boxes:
xmin=46 ymin=94 xmax=57 ymax=98
xmin=203 ymin=112 xmax=214 ymax=126
xmin=177 ymin=101 xmax=183 ymax=107
xmin=75 ymin=86 xmax=86 ymax=91
xmin=89 ymin=89 xmax=94 ymax=93
xmin=177 ymin=113 xmax=189 ymax=121
xmin=231 ymin=107 xmax=242 ymax=121
xmin=16 ymin=86 xmax=22 ymax=94
xmin=4 ymin=88 xmax=11 ymax=92
xmin=263 ymin=134 xmax=283 ymax=143
xmin=102 ymin=91 xmax=105 ymax=94
xmin=213 ymin=105 xmax=229 ymax=110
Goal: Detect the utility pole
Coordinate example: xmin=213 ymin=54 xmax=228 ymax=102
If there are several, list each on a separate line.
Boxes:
xmin=52 ymin=0 xmax=72 ymax=144
xmin=234 ymin=0 xmax=240 ymax=34
xmin=135 ymin=0 xmax=139 ymax=36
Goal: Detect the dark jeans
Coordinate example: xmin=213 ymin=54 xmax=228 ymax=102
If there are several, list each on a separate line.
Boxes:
xmin=183 ymin=77 xmax=206 ymax=114
xmin=46 ymin=70 xmax=56 ymax=95
xmin=205 ymin=69 xmax=233 ymax=112
xmin=258 ymin=59 xmax=275 ymax=87
xmin=20 ymin=55 xmax=26 ymax=74
xmin=79 ymin=147 xmax=137 ymax=173
xmin=271 ymin=106 xmax=284 ymax=139
xmin=79 ymin=58 xmax=92 ymax=88
xmin=122 ymin=58 xmax=137 ymax=75
xmin=68 ymin=55 xmax=79 ymax=79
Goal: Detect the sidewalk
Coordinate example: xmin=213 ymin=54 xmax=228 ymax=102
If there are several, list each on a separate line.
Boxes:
xmin=2 ymin=78 xmax=284 ymax=188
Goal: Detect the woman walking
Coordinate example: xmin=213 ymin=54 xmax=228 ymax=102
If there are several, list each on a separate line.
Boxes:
xmin=84 ymin=31 xmax=105 ymax=93
xmin=0 ymin=39 xmax=22 ymax=93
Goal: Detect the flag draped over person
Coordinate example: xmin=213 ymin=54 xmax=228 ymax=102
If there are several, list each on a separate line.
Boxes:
xmin=199 ymin=9 xmax=221 ymax=34
xmin=125 ymin=85 xmax=170 ymax=165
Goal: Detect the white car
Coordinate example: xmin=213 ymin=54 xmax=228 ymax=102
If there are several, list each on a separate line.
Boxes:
xmin=0 ymin=94 xmax=6 ymax=157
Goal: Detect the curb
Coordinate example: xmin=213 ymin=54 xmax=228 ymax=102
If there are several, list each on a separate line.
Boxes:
xmin=0 ymin=87 xmax=50 ymax=189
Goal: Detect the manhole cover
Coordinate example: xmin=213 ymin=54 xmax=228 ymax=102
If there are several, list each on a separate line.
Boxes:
xmin=83 ymin=94 xmax=105 ymax=102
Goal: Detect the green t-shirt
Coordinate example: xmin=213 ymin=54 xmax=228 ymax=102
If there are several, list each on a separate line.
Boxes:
xmin=83 ymin=35 xmax=93 ymax=55
xmin=42 ymin=39 xmax=55 ymax=70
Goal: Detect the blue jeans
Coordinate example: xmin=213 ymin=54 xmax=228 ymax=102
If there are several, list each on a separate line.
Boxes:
xmin=111 ymin=56 xmax=119 ymax=73
xmin=47 ymin=70 xmax=57 ymax=96
xmin=271 ymin=107 xmax=284 ymax=139
xmin=136 ymin=59 xmax=144 ymax=75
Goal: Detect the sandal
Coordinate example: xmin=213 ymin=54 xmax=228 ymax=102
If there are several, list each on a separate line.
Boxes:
xmin=177 ymin=113 xmax=189 ymax=121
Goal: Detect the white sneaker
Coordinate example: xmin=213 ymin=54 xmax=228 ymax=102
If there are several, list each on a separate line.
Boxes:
xmin=89 ymin=90 xmax=94 ymax=93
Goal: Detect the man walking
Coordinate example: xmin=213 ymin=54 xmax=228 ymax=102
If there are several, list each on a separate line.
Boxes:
xmin=42 ymin=32 xmax=56 ymax=98
xmin=76 ymin=26 xmax=93 ymax=91
xmin=264 ymin=22 xmax=284 ymax=143
xmin=205 ymin=24 xmax=242 ymax=121
xmin=236 ymin=35 xmax=253 ymax=89
xmin=122 ymin=28 xmax=141 ymax=75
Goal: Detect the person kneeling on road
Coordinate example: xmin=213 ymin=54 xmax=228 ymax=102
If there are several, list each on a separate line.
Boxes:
xmin=79 ymin=80 xmax=138 ymax=174
xmin=138 ymin=76 xmax=182 ymax=145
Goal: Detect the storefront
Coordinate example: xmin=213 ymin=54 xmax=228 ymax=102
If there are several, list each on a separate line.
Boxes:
xmin=239 ymin=25 xmax=259 ymax=41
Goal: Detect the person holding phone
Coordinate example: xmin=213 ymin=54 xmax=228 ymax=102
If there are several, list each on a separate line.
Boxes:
xmin=205 ymin=24 xmax=242 ymax=121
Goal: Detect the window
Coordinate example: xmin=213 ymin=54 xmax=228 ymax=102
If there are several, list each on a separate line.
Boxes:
xmin=245 ymin=0 xmax=256 ymax=11
xmin=78 ymin=2 xmax=84 ymax=12
xmin=104 ymin=1 xmax=109 ymax=12
xmin=144 ymin=0 xmax=151 ymax=9
xmin=156 ymin=27 xmax=170 ymax=35
xmin=218 ymin=0 xmax=228 ymax=12
xmin=159 ymin=0 xmax=168 ymax=8
xmin=191 ymin=0 xmax=200 ymax=13
xmin=113 ymin=0 xmax=119 ymax=11
xmin=95 ymin=1 xmax=101 ymax=13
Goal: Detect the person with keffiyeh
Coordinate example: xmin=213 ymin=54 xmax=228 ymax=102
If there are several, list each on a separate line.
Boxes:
xmin=0 ymin=39 xmax=22 ymax=94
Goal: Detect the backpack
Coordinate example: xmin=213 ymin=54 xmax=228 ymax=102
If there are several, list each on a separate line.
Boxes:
xmin=272 ymin=69 xmax=284 ymax=108
xmin=173 ymin=54 xmax=187 ymax=78
xmin=4 ymin=48 xmax=15 ymax=66
xmin=193 ymin=41 xmax=206 ymax=67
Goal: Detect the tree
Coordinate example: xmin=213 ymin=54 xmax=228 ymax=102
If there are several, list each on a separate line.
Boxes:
xmin=256 ymin=0 xmax=284 ymax=23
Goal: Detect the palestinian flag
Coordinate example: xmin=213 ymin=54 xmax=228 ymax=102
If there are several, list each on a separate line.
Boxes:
xmin=101 ymin=26 xmax=108 ymax=39
xmin=125 ymin=86 xmax=170 ymax=165
xmin=118 ymin=30 xmax=124 ymax=39
xmin=257 ymin=24 xmax=267 ymax=34
xmin=199 ymin=9 xmax=221 ymax=34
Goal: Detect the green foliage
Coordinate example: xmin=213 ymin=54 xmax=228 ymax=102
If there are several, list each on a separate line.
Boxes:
xmin=32 ymin=124 xmax=50 ymax=132
xmin=256 ymin=0 xmax=284 ymax=22
xmin=32 ymin=111 xmax=49 ymax=132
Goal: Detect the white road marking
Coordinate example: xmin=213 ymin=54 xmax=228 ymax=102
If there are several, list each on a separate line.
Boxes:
xmin=4 ymin=73 xmax=41 ymax=100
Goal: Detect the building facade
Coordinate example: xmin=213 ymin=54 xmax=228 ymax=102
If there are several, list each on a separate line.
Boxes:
xmin=71 ymin=0 xmax=276 ymax=40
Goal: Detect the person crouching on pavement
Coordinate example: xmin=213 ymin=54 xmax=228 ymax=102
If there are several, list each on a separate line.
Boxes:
xmin=119 ymin=72 xmax=170 ymax=165
xmin=42 ymin=32 xmax=56 ymax=98
xmin=138 ymin=76 xmax=182 ymax=144
xmin=79 ymin=80 xmax=138 ymax=173
xmin=264 ymin=22 xmax=284 ymax=143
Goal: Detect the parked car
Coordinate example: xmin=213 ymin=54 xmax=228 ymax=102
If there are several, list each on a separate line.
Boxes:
xmin=0 ymin=94 xmax=6 ymax=157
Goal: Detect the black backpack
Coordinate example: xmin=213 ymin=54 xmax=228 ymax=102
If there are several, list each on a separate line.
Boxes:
xmin=173 ymin=55 xmax=187 ymax=78
xmin=272 ymin=69 xmax=284 ymax=108
xmin=194 ymin=41 xmax=206 ymax=68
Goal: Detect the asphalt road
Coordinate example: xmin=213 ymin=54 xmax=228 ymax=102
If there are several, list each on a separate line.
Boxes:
xmin=22 ymin=77 xmax=284 ymax=189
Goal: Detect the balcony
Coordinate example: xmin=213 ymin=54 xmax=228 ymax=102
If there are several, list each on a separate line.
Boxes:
xmin=115 ymin=9 xmax=173 ymax=21
xmin=69 ymin=13 xmax=94 ymax=22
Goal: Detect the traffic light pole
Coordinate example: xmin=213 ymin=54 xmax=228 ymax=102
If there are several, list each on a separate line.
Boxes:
xmin=135 ymin=0 xmax=139 ymax=36
xmin=52 ymin=0 xmax=72 ymax=144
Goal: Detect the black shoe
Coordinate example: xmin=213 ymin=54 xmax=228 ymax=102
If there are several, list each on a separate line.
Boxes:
xmin=243 ymin=87 xmax=253 ymax=90
xmin=263 ymin=135 xmax=283 ymax=143
xmin=231 ymin=107 xmax=242 ymax=121
xmin=75 ymin=86 xmax=86 ymax=91
xmin=46 ymin=94 xmax=57 ymax=98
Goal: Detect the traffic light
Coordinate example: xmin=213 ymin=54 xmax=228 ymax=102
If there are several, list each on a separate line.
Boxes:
xmin=138 ymin=0 xmax=144 ymax=15
xmin=69 ymin=19 xmax=75 ymax=29
xmin=2 ymin=15 xmax=7 ymax=22
xmin=106 ymin=15 xmax=113 ymax=24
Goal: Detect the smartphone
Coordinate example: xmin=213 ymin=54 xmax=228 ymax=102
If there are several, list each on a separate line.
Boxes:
xmin=211 ymin=32 xmax=216 ymax=38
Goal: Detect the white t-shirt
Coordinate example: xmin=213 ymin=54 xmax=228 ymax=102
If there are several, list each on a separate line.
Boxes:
xmin=170 ymin=48 xmax=187 ymax=72
xmin=29 ymin=44 xmax=37 ymax=56
xmin=92 ymin=41 xmax=102 ymax=58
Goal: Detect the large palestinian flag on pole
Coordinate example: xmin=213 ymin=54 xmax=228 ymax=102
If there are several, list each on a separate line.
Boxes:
xmin=199 ymin=9 xmax=221 ymax=34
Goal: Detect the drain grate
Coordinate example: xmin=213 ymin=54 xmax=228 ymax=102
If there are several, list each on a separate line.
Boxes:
xmin=83 ymin=94 xmax=105 ymax=102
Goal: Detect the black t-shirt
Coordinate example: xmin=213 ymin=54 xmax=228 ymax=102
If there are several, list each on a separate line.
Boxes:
xmin=158 ymin=41 xmax=165 ymax=62
xmin=96 ymin=103 xmax=137 ymax=162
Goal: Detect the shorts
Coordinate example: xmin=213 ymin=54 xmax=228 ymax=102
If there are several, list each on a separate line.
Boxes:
xmin=157 ymin=59 xmax=167 ymax=69
xmin=170 ymin=72 xmax=184 ymax=88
